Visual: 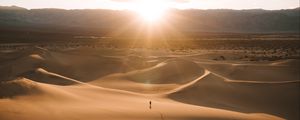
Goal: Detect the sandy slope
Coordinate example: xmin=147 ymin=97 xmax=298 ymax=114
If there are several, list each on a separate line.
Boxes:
xmin=0 ymin=48 xmax=299 ymax=120
xmin=90 ymin=58 xmax=300 ymax=119
xmin=90 ymin=59 xmax=205 ymax=93
xmin=168 ymin=71 xmax=299 ymax=120
xmin=0 ymin=78 xmax=282 ymax=120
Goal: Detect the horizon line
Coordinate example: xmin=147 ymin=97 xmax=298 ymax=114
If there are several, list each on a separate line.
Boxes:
xmin=1 ymin=5 xmax=299 ymax=11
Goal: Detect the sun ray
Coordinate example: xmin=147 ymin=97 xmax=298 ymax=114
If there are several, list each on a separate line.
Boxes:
xmin=130 ymin=0 xmax=169 ymax=23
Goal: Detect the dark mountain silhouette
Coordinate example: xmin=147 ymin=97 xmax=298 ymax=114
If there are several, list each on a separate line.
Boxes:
xmin=0 ymin=5 xmax=27 ymax=10
xmin=0 ymin=6 xmax=299 ymax=40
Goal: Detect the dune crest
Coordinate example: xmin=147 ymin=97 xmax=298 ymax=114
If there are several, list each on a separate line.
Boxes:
xmin=168 ymin=72 xmax=300 ymax=120
xmin=90 ymin=59 xmax=205 ymax=93
xmin=0 ymin=78 xmax=41 ymax=98
xmin=0 ymin=48 xmax=298 ymax=120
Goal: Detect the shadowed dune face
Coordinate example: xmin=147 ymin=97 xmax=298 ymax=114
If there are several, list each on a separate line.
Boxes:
xmin=168 ymin=73 xmax=300 ymax=120
xmin=0 ymin=48 xmax=299 ymax=120
xmin=21 ymin=68 xmax=81 ymax=85
xmin=0 ymin=47 xmax=136 ymax=82
xmin=0 ymin=79 xmax=41 ymax=98
xmin=124 ymin=59 xmax=205 ymax=84
xmin=90 ymin=59 xmax=206 ymax=93
xmin=200 ymin=63 xmax=300 ymax=81
xmin=97 ymin=59 xmax=206 ymax=84
xmin=0 ymin=54 xmax=44 ymax=81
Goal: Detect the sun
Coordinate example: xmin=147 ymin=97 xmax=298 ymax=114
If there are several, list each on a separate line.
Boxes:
xmin=131 ymin=1 xmax=168 ymax=23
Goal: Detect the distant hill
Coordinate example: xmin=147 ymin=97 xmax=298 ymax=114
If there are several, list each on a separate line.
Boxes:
xmin=0 ymin=6 xmax=299 ymax=37
xmin=0 ymin=5 xmax=27 ymax=10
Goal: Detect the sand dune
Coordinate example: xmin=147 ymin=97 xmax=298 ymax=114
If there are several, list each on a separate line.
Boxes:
xmin=0 ymin=48 xmax=299 ymax=120
xmin=0 ymin=47 xmax=129 ymax=82
xmin=271 ymin=59 xmax=300 ymax=66
xmin=0 ymin=78 xmax=282 ymax=120
xmin=22 ymin=68 xmax=81 ymax=85
xmin=123 ymin=59 xmax=205 ymax=84
xmin=0 ymin=54 xmax=44 ymax=81
xmin=90 ymin=59 xmax=205 ymax=93
xmin=168 ymin=71 xmax=300 ymax=120
xmin=197 ymin=60 xmax=300 ymax=81
xmin=90 ymin=57 xmax=299 ymax=119
xmin=0 ymin=78 xmax=41 ymax=98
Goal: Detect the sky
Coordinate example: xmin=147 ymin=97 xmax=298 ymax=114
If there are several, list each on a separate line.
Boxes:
xmin=0 ymin=0 xmax=299 ymax=10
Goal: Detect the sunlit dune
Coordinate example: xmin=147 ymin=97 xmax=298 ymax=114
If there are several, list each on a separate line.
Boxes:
xmin=0 ymin=47 xmax=299 ymax=120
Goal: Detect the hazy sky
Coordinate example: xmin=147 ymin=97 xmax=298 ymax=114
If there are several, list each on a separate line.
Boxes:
xmin=0 ymin=0 xmax=299 ymax=10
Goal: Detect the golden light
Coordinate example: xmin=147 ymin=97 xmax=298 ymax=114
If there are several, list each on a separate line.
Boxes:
xmin=131 ymin=1 xmax=169 ymax=23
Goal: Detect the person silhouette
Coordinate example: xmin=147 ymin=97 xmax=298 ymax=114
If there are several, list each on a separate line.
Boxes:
xmin=149 ymin=101 xmax=152 ymax=109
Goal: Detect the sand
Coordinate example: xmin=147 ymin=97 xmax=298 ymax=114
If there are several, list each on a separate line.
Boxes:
xmin=0 ymin=47 xmax=299 ymax=120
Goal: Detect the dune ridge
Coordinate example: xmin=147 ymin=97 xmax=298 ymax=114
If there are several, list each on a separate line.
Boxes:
xmin=168 ymin=71 xmax=299 ymax=120
xmin=0 ymin=48 xmax=299 ymax=120
xmin=0 ymin=78 xmax=41 ymax=98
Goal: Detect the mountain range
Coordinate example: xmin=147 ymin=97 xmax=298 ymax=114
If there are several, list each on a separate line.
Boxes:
xmin=0 ymin=6 xmax=299 ymax=38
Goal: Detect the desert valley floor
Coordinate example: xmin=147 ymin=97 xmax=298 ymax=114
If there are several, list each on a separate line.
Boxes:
xmin=0 ymin=47 xmax=299 ymax=120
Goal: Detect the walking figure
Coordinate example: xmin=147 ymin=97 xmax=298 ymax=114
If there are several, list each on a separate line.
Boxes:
xmin=149 ymin=101 xmax=152 ymax=109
